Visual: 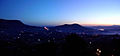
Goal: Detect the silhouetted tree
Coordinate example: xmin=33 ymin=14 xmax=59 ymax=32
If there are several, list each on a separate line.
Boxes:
xmin=33 ymin=39 xmax=56 ymax=56
xmin=62 ymin=33 xmax=89 ymax=56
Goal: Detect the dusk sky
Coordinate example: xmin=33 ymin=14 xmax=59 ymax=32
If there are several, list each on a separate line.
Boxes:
xmin=0 ymin=0 xmax=120 ymax=26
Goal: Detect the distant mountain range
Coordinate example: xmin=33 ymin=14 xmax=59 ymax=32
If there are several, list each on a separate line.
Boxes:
xmin=0 ymin=19 xmax=99 ymax=34
xmin=50 ymin=24 xmax=99 ymax=33
xmin=3 ymin=19 xmax=120 ymax=35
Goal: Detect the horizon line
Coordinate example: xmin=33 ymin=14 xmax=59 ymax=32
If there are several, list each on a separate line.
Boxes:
xmin=1 ymin=18 xmax=119 ymax=26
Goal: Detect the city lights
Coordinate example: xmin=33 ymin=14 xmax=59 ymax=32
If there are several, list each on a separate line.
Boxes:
xmin=44 ymin=27 xmax=49 ymax=31
xmin=98 ymin=29 xmax=104 ymax=31
xmin=96 ymin=49 xmax=101 ymax=56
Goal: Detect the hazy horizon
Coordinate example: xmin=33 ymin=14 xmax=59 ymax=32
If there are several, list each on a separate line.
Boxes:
xmin=1 ymin=18 xmax=118 ymax=27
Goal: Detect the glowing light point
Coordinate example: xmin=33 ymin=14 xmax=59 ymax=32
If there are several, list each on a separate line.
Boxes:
xmin=48 ymin=40 xmax=50 ymax=42
xmin=44 ymin=27 xmax=49 ymax=30
xmin=98 ymin=29 xmax=104 ymax=31
xmin=17 ymin=37 xmax=20 ymax=39
xmin=96 ymin=49 xmax=101 ymax=56
xmin=19 ymin=34 xmax=21 ymax=36
xmin=89 ymin=41 xmax=92 ymax=44
xmin=38 ymin=39 xmax=41 ymax=41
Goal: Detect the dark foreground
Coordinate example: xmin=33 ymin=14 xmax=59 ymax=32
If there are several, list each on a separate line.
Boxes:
xmin=0 ymin=32 xmax=120 ymax=56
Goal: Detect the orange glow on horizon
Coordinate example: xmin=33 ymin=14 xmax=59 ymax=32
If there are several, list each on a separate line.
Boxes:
xmin=61 ymin=21 xmax=119 ymax=26
xmin=81 ymin=24 xmax=114 ymax=26
xmin=65 ymin=23 xmax=115 ymax=26
xmin=58 ymin=22 xmax=120 ymax=26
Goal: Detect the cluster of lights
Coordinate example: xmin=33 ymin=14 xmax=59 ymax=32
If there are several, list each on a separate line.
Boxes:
xmin=96 ymin=49 xmax=101 ymax=56
xmin=1 ymin=28 xmax=119 ymax=56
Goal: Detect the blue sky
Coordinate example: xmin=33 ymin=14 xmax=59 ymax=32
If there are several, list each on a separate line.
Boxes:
xmin=0 ymin=0 xmax=120 ymax=26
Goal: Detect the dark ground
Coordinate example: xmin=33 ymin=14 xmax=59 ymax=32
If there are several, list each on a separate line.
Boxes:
xmin=0 ymin=32 xmax=120 ymax=56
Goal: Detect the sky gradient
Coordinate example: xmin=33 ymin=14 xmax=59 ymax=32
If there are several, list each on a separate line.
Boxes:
xmin=0 ymin=0 xmax=120 ymax=26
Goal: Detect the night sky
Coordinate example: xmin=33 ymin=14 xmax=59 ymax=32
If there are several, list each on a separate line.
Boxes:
xmin=0 ymin=0 xmax=120 ymax=26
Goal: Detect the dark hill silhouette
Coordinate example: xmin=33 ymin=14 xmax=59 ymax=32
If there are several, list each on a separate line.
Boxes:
xmin=62 ymin=34 xmax=90 ymax=56
xmin=0 ymin=19 xmax=24 ymax=25
xmin=0 ymin=19 xmax=40 ymax=29
xmin=56 ymin=24 xmax=83 ymax=28
xmin=51 ymin=23 xmax=97 ymax=33
xmin=0 ymin=19 xmax=42 ymax=36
